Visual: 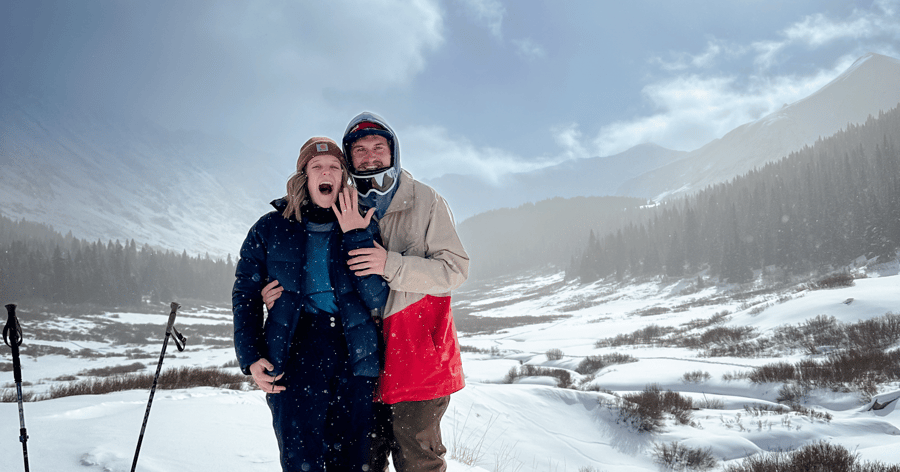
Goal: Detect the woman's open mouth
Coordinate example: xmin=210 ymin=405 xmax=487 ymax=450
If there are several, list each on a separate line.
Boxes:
xmin=318 ymin=182 xmax=334 ymax=195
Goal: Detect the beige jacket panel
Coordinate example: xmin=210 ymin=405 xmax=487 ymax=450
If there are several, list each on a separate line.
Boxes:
xmin=379 ymin=171 xmax=470 ymax=317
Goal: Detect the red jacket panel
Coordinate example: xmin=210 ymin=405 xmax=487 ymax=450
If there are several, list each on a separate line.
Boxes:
xmin=375 ymin=295 xmax=465 ymax=404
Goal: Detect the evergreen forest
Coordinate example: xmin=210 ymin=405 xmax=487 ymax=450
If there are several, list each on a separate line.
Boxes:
xmin=3 ymin=104 xmax=899 ymax=308
xmin=571 ymin=104 xmax=900 ymax=283
xmin=0 ymin=218 xmax=235 ymax=307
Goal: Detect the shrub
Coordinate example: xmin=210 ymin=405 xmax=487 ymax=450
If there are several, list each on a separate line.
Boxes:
xmin=776 ymin=381 xmax=809 ymax=408
xmin=505 ymin=364 xmax=574 ymax=389
xmin=814 ymin=272 xmax=855 ymax=289
xmin=770 ymin=313 xmax=900 ymax=354
xmin=846 ymin=312 xmax=900 ymax=351
xmin=1 ymin=388 xmax=38 ymax=403
xmin=636 ymin=306 xmax=671 ymax=316
xmin=609 ymin=384 xmax=694 ymax=433
xmin=723 ymin=441 xmax=900 ymax=472
xmin=78 ymin=362 xmax=147 ymax=377
xmin=742 ymin=403 xmax=831 ymax=423
xmin=448 ymin=407 xmax=493 ymax=466
xmin=596 ymin=324 xmax=675 ymax=347
xmin=40 ymin=366 xmax=249 ymax=400
xmin=682 ymin=370 xmax=712 ymax=383
xmin=699 ymin=326 xmax=756 ymax=346
xmin=702 ymin=338 xmax=773 ymax=358
xmin=722 ymin=371 xmax=752 ymax=382
xmin=695 ymin=395 xmax=725 ymax=409
xmin=681 ymin=311 xmax=730 ymax=330
xmin=545 ymin=348 xmax=564 ymax=361
xmin=575 ymin=352 xmax=637 ymax=375
xmin=459 ymin=345 xmax=491 ymax=354
xmin=653 ymin=442 xmax=718 ymax=471
xmin=750 ymin=348 xmax=900 ymax=397
xmin=749 ymin=362 xmax=795 ymax=383
xmin=799 ymin=314 xmax=844 ymax=353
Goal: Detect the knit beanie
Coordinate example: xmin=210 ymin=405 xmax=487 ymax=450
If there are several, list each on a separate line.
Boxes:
xmin=297 ymin=137 xmax=346 ymax=171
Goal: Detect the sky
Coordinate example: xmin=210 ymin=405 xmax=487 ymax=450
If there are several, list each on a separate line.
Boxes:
xmin=3 ymin=0 xmax=900 ymax=181
xmin=2 ymin=267 xmax=899 ymax=471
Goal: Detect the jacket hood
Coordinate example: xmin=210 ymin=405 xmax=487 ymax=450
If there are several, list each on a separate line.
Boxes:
xmin=342 ymin=111 xmax=400 ymax=174
xmin=342 ymin=112 xmax=401 ymax=218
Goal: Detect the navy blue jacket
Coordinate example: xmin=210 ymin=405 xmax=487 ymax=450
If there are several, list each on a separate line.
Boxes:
xmin=232 ymin=199 xmax=388 ymax=378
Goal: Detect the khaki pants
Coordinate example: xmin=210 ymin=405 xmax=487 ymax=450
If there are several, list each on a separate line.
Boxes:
xmin=368 ymin=396 xmax=450 ymax=472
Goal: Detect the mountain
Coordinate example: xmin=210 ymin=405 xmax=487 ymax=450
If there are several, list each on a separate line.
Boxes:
xmin=618 ymin=52 xmax=900 ymax=201
xmin=457 ymin=195 xmax=647 ymax=280
xmin=0 ymin=90 xmax=286 ymax=258
xmin=429 ymin=54 xmax=900 ymax=221
xmin=426 ymin=143 xmax=686 ymax=221
xmin=3 ymin=53 xmax=899 ymax=259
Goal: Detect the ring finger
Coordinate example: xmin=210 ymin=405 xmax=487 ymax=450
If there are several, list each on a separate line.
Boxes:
xmin=345 ymin=187 xmax=355 ymax=210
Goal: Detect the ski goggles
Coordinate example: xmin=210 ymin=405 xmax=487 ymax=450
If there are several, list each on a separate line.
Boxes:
xmin=352 ymin=167 xmax=398 ymax=197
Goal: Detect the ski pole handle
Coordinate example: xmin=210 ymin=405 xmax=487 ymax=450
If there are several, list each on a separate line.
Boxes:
xmin=165 ymin=302 xmax=187 ymax=352
xmin=4 ymin=304 xmax=22 ymax=347
xmin=165 ymin=301 xmax=180 ymax=334
xmin=4 ymin=304 xmax=24 ymax=384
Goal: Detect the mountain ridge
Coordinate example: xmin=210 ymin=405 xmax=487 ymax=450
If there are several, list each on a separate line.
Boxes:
xmin=426 ymin=142 xmax=685 ymax=221
xmin=2 ymin=53 xmax=899 ymax=257
xmin=619 ymin=52 xmax=900 ymax=201
xmin=1 ymin=90 xmax=286 ymax=257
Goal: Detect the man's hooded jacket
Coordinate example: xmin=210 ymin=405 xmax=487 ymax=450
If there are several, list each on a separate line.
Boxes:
xmin=343 ymin=112 xmax=470 ymax=403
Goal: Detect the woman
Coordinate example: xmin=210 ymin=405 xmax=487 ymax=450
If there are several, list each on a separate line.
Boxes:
xmin=232 ymin=137 xmax=387 ymax=471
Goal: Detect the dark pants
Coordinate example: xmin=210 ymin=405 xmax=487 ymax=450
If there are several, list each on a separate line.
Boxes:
xmin=267 ymin=312 xmax=376 ymax=472
xmin=368 ymin=396 xmax=451 ymax=472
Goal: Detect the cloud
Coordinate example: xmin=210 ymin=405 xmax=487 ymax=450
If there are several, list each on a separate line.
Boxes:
xmin=208 ymin=1 xmax=445 ymax=91
xmin=591 ymin=58 xmax=860 ymax=156
xmin=400 ymin=125 xmax=553 ymax=183
xmin=654 ymin=40 xmax=744 ymax=71
xmin=458 ymin=0 xmax=506 ymax=39
xmin=512 ymin=38 xmax=546 ymax=61
xmin=754 ymin=1 xmax=900 ymax=69
xmin=588 ymin=1 xmax=900 ymax=156
xmin=551 ymin=123 xmax=588 ymax=161
xmin=176 ymin=1 xmax=448 ymax=153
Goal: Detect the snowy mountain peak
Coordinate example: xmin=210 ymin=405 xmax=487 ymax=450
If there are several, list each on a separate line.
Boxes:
xmin=617 ymin=53 xmax=900 ymax=201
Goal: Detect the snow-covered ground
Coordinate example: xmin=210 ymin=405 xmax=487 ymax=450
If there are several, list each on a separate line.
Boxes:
xmin=2 ymin=265 xmax=899 ymax=471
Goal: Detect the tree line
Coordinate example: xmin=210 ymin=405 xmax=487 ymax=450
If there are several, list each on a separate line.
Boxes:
xmin=0 ymin=217 xmax=235 ymax=306
xmin=571 ymin=104 xmax=900 ymax=283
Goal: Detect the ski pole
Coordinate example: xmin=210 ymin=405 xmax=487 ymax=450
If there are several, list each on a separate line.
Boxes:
xmin=131 ymin=301 xmax=187 ymax=472
xmin=4 ymin=303 xmax=30 ymax=472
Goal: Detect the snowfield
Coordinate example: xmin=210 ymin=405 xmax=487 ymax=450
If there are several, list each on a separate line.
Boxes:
xmin=2 ymin=265 xmax=899 ymax=471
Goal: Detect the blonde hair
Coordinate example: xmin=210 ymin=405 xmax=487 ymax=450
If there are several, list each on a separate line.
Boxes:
xmin=281 ymin=155 xmax=351 ymax=221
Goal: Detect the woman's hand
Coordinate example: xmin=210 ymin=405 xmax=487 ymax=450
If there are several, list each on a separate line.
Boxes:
xmin=249 ymin=358 xmax=285 ymax=394
xmin=262 ymin=279 xmax=283 ymax=310
xmin=333 ymin=186 xmax=375 ymax=233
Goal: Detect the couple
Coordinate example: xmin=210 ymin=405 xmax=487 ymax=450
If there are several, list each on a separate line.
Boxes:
xmin=232 ymin=112 xmax=470 ymax=472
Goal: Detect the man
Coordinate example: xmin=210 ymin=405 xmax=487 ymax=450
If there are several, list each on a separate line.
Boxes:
xmin=349 ymin=111 xmax=471 ymax=472
xmin=264 ymin=111 xmax=469 ymax=472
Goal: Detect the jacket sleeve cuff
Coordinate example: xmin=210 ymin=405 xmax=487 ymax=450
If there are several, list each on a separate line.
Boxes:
xmin=342 ymin=227 xmax=375 ymax=251
xmin=383 ymin=250 xmax=402 ymax=283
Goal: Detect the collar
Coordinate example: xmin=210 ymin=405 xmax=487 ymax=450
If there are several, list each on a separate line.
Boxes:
xmin=383 ymin=170 xmax=415 ymax=216
xmin=302 ymin=204 xmax=337 ymax=223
